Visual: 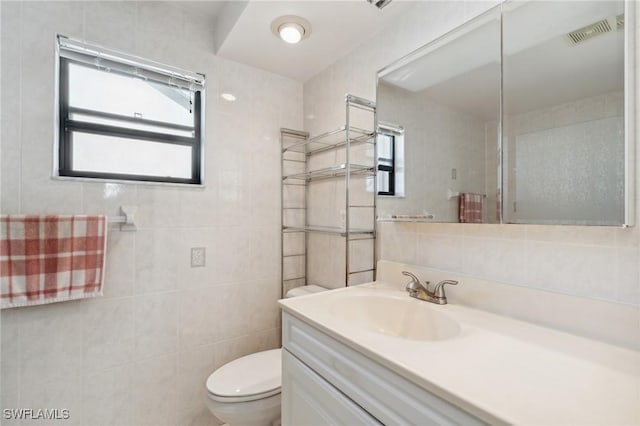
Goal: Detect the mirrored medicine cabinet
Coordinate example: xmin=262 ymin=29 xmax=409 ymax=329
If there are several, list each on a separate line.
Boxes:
xmin=376 ymin=0 xmax=635 ymax=226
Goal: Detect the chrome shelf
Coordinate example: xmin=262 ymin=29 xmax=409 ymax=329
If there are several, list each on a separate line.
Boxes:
xmin=280 ymin=94 xmax=377 ymax=292
xmin=282 ymin=125 xmax=374 ymax=156
xmin=283 ymin=225 xmax=375 ymax=236
xmin=377 ymin=215 xmax=435 ymax=222
xmin=283 ymin=164 xmax=374 ymax=182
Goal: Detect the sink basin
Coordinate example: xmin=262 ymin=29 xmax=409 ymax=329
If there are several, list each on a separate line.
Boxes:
xmin=330 ymin=295 xmax=461 ymax=341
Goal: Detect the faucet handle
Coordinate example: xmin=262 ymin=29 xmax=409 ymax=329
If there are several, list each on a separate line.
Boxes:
xmin=402 ymin=271 xmax=428 ymax=291
xmin=432 ymin=280 xmax=458 ymax=299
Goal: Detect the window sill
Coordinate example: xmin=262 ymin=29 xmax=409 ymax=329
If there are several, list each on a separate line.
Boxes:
xmin=51 ymin=175 xmax=206 ymax=189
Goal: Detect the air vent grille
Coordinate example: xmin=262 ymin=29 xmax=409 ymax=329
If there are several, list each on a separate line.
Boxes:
xmin=566 ymin=19 xmax=612 ymax=45
xmin=616 ymin=14 xmax=624 ymax=30
xmin=366 ymin=0 xmax=392 ymax=9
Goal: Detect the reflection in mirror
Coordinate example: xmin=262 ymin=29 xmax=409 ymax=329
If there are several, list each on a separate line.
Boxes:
xmin=377 ymin=7 xmax=501 ymax=223
xmin=376 ymin=124 xmax=405 ymax=197
xmin=502 ymin=0 xmax=626 ymax=225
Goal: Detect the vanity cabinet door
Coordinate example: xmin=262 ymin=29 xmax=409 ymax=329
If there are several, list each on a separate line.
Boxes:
xmin=282 ymin=349 xmax=382 ymax=426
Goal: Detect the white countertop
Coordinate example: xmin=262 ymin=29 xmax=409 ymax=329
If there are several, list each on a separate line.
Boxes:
xmin=279 ymin=281 xmax=640 ymax=425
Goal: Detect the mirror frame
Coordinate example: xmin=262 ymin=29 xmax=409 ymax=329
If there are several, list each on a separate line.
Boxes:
xmin=623 ymin=0 xmax=636 ymax=226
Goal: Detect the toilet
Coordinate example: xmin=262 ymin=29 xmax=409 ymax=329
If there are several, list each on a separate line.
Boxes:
xmin=205 ymin=285 xmax=327 ymax=426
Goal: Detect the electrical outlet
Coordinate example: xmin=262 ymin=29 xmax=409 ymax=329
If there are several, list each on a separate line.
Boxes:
xmin=191 ymin=247 xmax=206 ymax=267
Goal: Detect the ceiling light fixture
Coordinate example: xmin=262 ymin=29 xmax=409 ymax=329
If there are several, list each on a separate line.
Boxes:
xmin=271 ymin=16 xmax=311 ymax=44
xmin=279 ymin=22 xmax=304 ymax=44
xmin=221 ymin=93 xmax=236 ymax=102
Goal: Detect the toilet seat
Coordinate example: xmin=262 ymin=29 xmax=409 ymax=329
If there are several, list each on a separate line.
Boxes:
xmin=206 ymin=348 xmax=282 ymax=403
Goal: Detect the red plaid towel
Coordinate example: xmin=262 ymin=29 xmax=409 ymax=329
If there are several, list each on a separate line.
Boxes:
xmin=459 ymin=193 xmax=484 ymax=224
xmin=0 ymin=215 xmax=107 ymax=309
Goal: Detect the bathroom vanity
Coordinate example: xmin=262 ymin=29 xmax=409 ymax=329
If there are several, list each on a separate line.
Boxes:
xmin=278 ymin=277 xmax=640 ymax=425
xmin=281 ymin=310 xmax=486 ymax=425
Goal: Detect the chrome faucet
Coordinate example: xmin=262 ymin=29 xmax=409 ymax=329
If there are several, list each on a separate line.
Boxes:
xmin=402 ymin=271 xmax=458 ymax=305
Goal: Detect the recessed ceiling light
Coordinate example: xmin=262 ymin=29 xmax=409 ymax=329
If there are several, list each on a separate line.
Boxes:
xmin=278 ymin=22 xmax=304 ymax=44
xmin=221 ymin=93 xmax=236 ymax=102
xmin=271 ymin=16 xmax=311 ymax=45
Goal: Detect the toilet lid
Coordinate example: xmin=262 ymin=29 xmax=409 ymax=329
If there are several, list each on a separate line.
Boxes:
xmin=285 ymin=284 xmax=328 ymax=298
xmin=206 ymin=348 xmax=282 ymax=402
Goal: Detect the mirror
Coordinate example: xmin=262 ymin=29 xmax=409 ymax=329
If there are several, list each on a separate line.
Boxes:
xmin=377 ymin=7 xmax=501 ymax=223
xmin=376 ymin=0 xmax=633 ymax=226
xmin=502 ymin=0 xmax=627 ymax=225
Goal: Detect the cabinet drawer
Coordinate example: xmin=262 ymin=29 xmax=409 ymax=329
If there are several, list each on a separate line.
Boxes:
xmin=283 ymin=313 xmax=485 ymax=426
xmin=282 ymin=349 xmax=382 ymax=426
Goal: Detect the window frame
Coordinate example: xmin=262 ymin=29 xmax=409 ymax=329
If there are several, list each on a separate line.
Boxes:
xmin=54 ymin=35 xmax=206 ymax=186
xmin=377 ymin=133 xmax=396 ymax=196
xmin=376 ymin=123 xmax=405 ymax=198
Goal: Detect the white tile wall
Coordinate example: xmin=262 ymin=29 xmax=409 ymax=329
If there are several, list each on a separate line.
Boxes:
xmin=304 ymin=0 xmax=640 ymax=318
xmin=0 ymin=1 xmax=301 ymax=425
xmin=81 ymin=365 xmax=133 ymax=425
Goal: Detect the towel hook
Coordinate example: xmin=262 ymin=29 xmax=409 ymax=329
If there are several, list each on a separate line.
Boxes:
xmin=120 ymin=205 xmax=137 ymax=231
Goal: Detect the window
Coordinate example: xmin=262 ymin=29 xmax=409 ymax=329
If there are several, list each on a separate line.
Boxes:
xmin=56 ymin=35 xmax=205 ymax=185
xmin=377 ymin=133 xmax=395 ymax=195
xmin=376 ymin=124 xmax=404 ymax=197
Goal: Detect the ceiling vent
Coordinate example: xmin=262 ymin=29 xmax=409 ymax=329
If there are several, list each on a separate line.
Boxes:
xmin=566 ymin=14 xmax=623 ymax=46
xmin=367 ymin=0 xmax=393 ymax=9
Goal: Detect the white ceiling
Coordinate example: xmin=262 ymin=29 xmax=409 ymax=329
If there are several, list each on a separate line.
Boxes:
xmin=173 ymin=0 xmax=414 ymax=82
xmin=171 ymin=0 xmax=232 ymax=20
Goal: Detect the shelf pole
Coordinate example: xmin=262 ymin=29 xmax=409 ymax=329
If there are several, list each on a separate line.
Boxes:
xmin=280 ymin=129 xmax=285 ymax=299
xmin=372 ymin=105 xmax=378 ymax=282
xmin=304 ymin=130 xmax=309 ymax=288
xmin=345 ymin=96 xmax=351 ymax=287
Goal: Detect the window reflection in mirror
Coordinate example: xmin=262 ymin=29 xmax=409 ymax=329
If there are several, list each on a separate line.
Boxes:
xmin=502 ymin=0 xmax=626 ymax=225
xmin=376 ymin=125 xmax=405 ymax=197
xmin=376 ymin=7 xmax=502 ymax=223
